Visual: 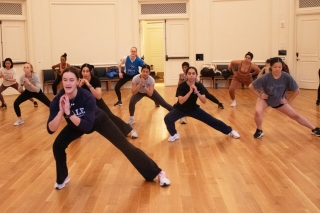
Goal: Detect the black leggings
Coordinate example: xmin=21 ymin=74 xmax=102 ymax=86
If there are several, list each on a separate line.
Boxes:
xmin=14 ymin=89 xmax=51 ymax=117
xmin=96 ymin=99 xmax=132 ymax=136
xmin=204 ymin=87 xmax=220 ymax=105
xmin=52 ymin=75 xmax=62 ymax=95
xmin=114 ymin=74 xmax=135 ymax=101
xmin=129 ymin=90 xmax=173 ymax=116
xmin=52 ymin=112 xmax=162 ymax=184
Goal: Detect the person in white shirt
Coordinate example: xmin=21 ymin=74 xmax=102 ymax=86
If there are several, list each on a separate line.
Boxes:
xmin=0 ymin=58 xmax=37 ymax=108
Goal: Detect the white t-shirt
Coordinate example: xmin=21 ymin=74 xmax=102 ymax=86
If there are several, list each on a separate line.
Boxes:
xmin=132 ymin=74 xmax=155 ymax=93
xmin=0 ymin=68 xmax=17 ymax=86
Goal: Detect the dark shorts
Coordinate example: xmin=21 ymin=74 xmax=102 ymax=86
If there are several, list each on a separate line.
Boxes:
xmin=272 ymin=104 xmax=284 ymax=109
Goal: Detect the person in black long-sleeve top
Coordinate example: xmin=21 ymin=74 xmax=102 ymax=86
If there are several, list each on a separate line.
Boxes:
xmin=79 ymin=63 xmax=138 ymax=138
xmin=47 ymin=67 xmax=170 ymax=190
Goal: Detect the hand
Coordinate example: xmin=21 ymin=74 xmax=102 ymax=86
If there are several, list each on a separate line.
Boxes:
xmin=119 ymin=72 xmax=123 ymax=79
xmin=140 ymin=78 xmax=145 ymax=86
xmin=23 ymin=78 xmax=30 ymax=85
xmin=60 ymin=95 xmax=71 ymax=114
xmin=190 ymin=84 xmax=197 ymax=93
xmin=259 ymin=93 xmax=268 ymax=100
xmin=280 ymin=98 xmax=289 ymax=104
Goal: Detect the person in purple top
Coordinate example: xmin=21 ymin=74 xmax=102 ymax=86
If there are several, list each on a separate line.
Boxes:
xmin=47 ymin=67 xmax=170 ymax=190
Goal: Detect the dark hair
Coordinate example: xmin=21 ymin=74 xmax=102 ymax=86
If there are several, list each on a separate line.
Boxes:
xmin=266 ymin=59 xmax=270 ymax=63
xmin=62 ymin=66 xmax=80 ymax=79
xmin=80 ymin=63 xmax=94 ymax=77
xmin=61 ymin=53 xmax=67 ymax=59
xmin=141 ymin=64 xmax=150 ymax=71
xmin=269 ymin=57 xmax=283 ymax=66
xmin=3 ymin=58 xmax=13 ymax=68
xmin=182 ymin=62 xmax=189 ymax=67
xmin=245 ymin=52 xmax=254 ymax=60
xmin=186 ymin=66 xmax=198 ymax=75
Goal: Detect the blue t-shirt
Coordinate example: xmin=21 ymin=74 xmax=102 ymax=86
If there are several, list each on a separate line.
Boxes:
xmin=252 ymin=72 xmax=299 ymax=107
xmin=124 ymin=56 xmax=145 ymax=76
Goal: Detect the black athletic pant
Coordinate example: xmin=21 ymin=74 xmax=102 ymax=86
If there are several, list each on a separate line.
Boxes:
xmin=52 ymin=75 xmax=62 ymax=95
xmin=53 ymin=112 xmax=162 ymax=184
xmin=96 ymin=99 xmax=132 ymax=136
xmin=14 ymin=89 xmax=51 ymax=117
xmin=114 ymin=74 xmax=135 ymax=101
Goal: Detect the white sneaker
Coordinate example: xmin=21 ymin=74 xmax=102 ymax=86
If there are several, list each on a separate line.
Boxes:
xmin=130 ymin=129 xmax=138 ymax=139
xmin=168 ymin=133 xmax=179 ymax=142
xmin=14 ymin=119 xmax=24 ymax=126
xmin=54 ymin=176 xmax=70 ymax=190
xmin=180 ymin=117 xmax=187 ymax=124
xmin=158 ymin=171 xmax=170 ymax=187
xmin=128 ymin=117 xmax=135 ymax=125
xmin=229 ymin=130 xmax=240 ymax=139
xmin=230 ymin=100 xmax=236 ymax=107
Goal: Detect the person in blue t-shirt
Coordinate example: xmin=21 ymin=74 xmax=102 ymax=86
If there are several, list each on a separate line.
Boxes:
xmin=114 ymin=47 xmax=145 ymax=106
xmin=47 ymin=67 xmax=170 ymax=190
xmin=249 ymin=57 xmax=320 ymax=138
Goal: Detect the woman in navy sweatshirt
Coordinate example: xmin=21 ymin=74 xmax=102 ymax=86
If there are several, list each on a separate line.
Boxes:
xmin=47 ymin=67 xmax=170 ymax=189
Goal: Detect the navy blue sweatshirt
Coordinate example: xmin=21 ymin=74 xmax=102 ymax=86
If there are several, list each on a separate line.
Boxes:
xmin=47 ymin=87 xmax=104 ymax=134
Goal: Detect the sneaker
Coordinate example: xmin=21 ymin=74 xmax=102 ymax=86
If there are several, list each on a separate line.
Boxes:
xmin=130 ymin=129 xmax=138 ymax=139
xmin=1 ymin=103 xmax=7 ymax=108
xmin=33 ymin=101 xmax=38 ymax=107
xmin=168 ymin=133 xmax=179 ymax=142
xmin=158 ymin=171 xmax=170 ymax=187
xmin=155 ymin=103 xmax=160 ymax=107
xmin=312 ymin=127 xmax=320 ymax=137
xmin=230 ymin=100 xmax=236 ymax=107
xmin=114 ymin=101 xmax=122 ymax=106
xmin=229 ymin=130 xmax=240 ymax=138
xmin=180 ymin=117 xmax=187 ymax=124
xmin=128 ymin=117 xmax=135 ymax=125
xmin=253 ymin=129 xmax=263 ymax=138
xmin=316 ymin=100 xmax=320 ymax=106
xmin=14 ymin=119 xmax=24 ymax=126
xmin=218 ymin=103 xmax=224 ymax=109
xmin=54 ymin=176 xmax=70 ymax=190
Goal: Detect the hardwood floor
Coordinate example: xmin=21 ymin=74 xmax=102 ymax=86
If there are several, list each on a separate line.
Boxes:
xmin=0 ymin=85 xmax=319 ymax=213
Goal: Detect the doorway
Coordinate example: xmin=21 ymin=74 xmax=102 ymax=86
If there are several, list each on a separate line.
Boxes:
xmin=296 ymin=14 xmax=320 ymax=89
xmin=140 ymin=19 xmax=189 ymax=86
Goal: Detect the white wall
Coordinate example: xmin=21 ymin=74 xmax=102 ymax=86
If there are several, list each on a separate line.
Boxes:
xmin=0 ymin=0 xmax=306 ymax=94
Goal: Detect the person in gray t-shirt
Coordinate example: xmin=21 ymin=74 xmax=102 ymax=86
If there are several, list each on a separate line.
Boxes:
xmin=128 ymin=64 xmax=173 ymax=125
xmin=249 ymin=57 xmax=320 ymax=138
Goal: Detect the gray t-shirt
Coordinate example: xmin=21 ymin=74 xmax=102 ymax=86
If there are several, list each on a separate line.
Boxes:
xmin=252 ymin=72 xmax=298 ymax=107
xmin=132 ymin=74 xmax=155 ymax=93
xmin=19 ymin=73 xmax=41 ymax=93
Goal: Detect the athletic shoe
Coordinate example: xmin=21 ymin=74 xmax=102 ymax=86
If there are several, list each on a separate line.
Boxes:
xmin=128 ymin=117 xmax=135 ymax=125
xmin=229 ymin=130 xmax=240 ymax=138
xmin=14 ymin=119 xmax=24 ymax=126
xmin=155 ymin=103 xmax=160 ymax=107
xmin=1 ymin=103 xmax=7 ymax=108
xmin=33 ymin=101 xmax=38 ymax=107
xmin=218 ymin=103 xmax=224 ymax=109
xmin=312 ymin=127 xmax=320 ymax=137
xmin=253 ymin=129 xmax=263 ymax=138
xmin=316 ymin=100 xmax=320 ymax=106
xmin=180 ymin=117 xmax=187 ymax=124
xmin=114 ymin=101 xmax=122 ymax=106
xmin=158 ymin=171 xmax=170 ymax=187
xmin=54 ymin=176 xmax=70 ymax=190
xmin=230 ymin=100 xmax=236 ymax=107
xmin=168 ymin=133 xmax=179 ymax=142
xmin=131 ymin=129 xmax=138 ymax=139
